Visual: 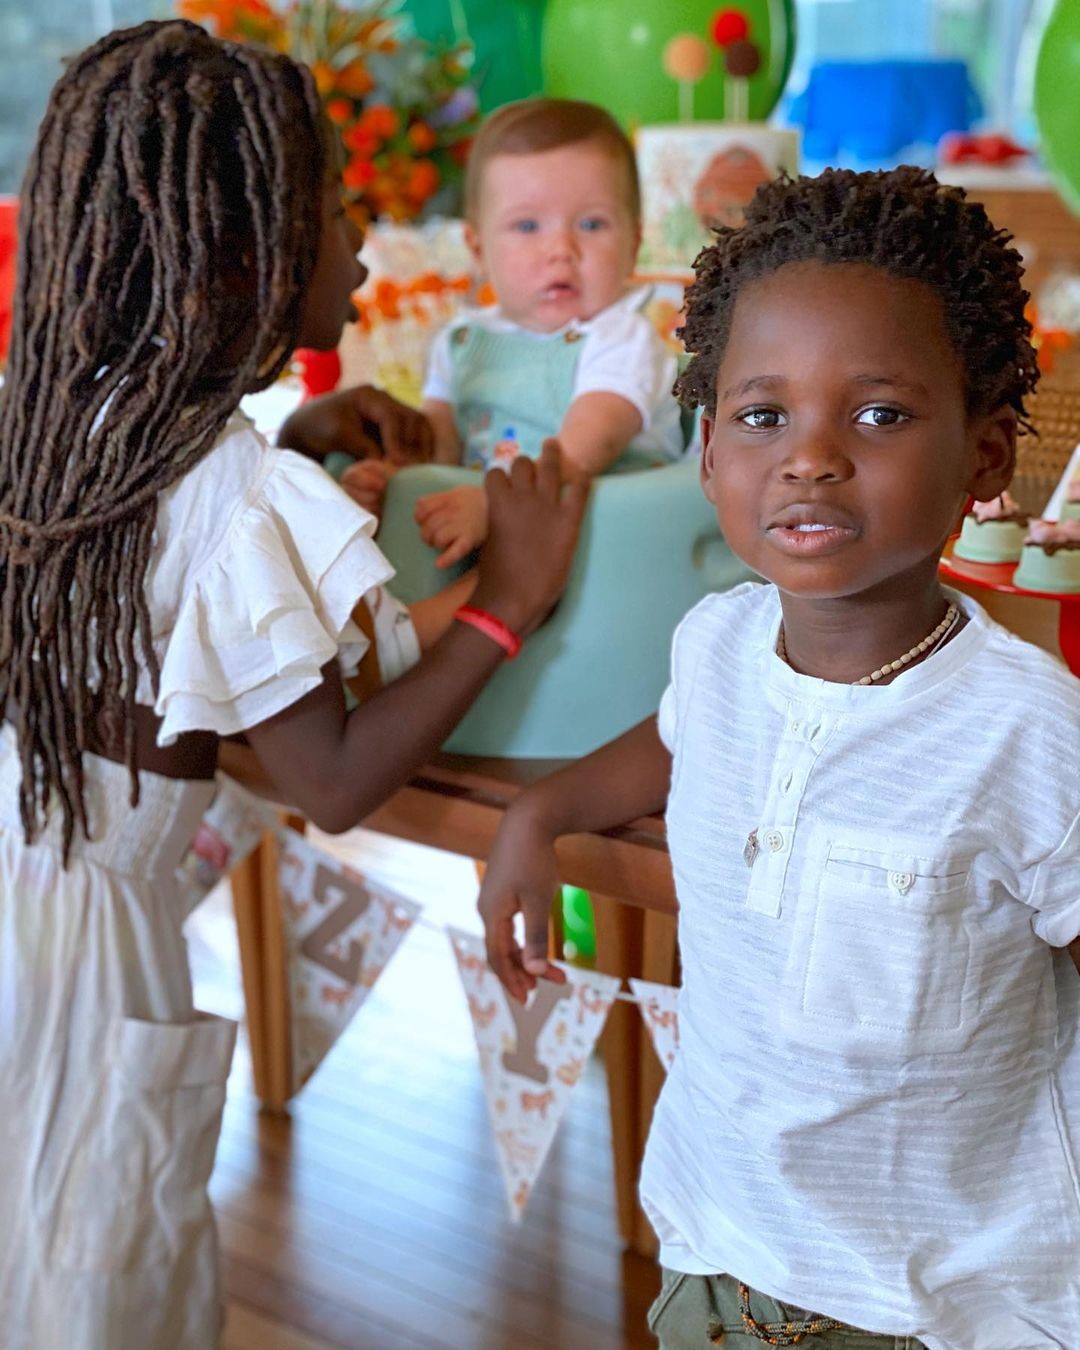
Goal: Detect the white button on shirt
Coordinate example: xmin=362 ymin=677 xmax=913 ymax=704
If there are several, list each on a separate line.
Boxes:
xmin=647 ymin=583 xmax=1080 ymax=1350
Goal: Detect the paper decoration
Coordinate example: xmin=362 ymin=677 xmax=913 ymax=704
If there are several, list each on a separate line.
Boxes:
xmin=629 ymin=978 xmax=681 ymax=1072
xmin=176 ymin=776 xmax=277 ymax=912
xmin=447 ymin=927 xmax=621 ymax=1220
xmin=636 ymin=123 xmax=799 ymax=274
xmin=277 ymin=828 xmax=421 ymax=1093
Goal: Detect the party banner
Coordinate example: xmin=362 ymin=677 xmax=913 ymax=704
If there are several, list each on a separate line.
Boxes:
xmin=629 ymin=978 xmax=681 ymax=1073
xmin=277 ymin=828 xmax=422 ymax=1093
xmin=176 ymin=776 xmax=277 ymax=913
xmin=447 ymin=927 xmax=621 ymax=1221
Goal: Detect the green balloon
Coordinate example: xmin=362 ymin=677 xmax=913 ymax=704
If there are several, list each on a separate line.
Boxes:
xmin=542 ymin=0 xmax=796 ymax=129
xmin=402 ymin=0 xmax=545 ymax=114
xmin=1034 ymin=0 xmax=1080 ymax=216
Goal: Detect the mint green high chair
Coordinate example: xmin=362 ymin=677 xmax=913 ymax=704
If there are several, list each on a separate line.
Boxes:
xmin=328 ymin=451 xmax=754 ymax=758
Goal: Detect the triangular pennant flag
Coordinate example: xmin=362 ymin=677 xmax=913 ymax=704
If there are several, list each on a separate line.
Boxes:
xmin=447 ymin=927 xmax=620 ymax=1221
xmin=176 ymin=775 xmax=277 ymax=913
xmin=277 ymin=828 xmax=421 ymax=1093
xmin=629 ymin=978 xmax=680 ymax=1072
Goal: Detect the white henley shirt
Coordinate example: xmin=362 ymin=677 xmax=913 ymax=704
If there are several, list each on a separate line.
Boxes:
xmin=644 ymin=582 xmax=1080 ymax=1350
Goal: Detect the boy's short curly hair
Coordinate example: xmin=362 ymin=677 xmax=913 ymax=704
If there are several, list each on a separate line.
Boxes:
xmin=675 ymin=166 xmax=1040 ymax=424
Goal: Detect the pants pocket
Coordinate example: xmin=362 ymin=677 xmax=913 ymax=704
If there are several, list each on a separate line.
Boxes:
xmin=647 ymin=1267 xmax=690 ymax=1337
xmin=53 ymin=1012 xmax=236 ymax=1274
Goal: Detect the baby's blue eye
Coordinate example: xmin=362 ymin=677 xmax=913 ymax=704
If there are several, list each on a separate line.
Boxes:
xmin=511 ymin=219 xmax=538 ymax=233
xmin=855 ymin=405 xmax=907 ymax=427
xmin=579 ymin=217 xmax=608 ymax=232
xmin=737 ymin=407 xmax=784 ymax=430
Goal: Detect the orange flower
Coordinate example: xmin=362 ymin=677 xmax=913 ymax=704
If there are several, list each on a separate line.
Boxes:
xmin=342 ymin=156 xmax=377 ymax=190
xmin=411 ymin=272 xmax=446 ymax=295
xmin=406 ymin=159 xmax=439 ymax=203
xmin=309 ymin=61 xmax=336 ymax=96
xmin=1026 ymin=303 xmax=1074 ymax=374
xmin=178 ymin=0 xmax=280 ymax=41
xmin=363 ymin=104 xmax=399 ymax=140
xmin=334 ymin=62 xmax=374 ymax=100
xmin=325 ymin=98 xmax=354 ymax=127
xmin=342 ymin=122 xmax=379 ymax=155
xmin=407 ymin=121 xmax=437 ymax=153
xmin=373 ymin=279 xmax=403 ymax=320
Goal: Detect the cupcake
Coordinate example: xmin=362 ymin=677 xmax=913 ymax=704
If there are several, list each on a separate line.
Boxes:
xmin=954 ymin=492 xmax=1028 ymax=563
xmin=1013 ymin=518 xmax=1080 ymax=594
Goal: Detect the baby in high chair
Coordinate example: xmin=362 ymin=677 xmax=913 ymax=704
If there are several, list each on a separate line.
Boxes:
xmin=344 ymin=96 xmax=684 ymax=568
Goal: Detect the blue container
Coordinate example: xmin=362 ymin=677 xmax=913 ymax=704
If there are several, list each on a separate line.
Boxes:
xmin=787 ymin=59 xmax=981 ymax=163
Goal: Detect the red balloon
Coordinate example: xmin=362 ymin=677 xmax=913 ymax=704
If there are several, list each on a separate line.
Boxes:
xmin=711 ymin=7 xmax=750 ymax=47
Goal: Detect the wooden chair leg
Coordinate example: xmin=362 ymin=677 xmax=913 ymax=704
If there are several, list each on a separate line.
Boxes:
xmin=258 ymin=827 xmax=293 ymax=1112
xmin=592 ymin=893 xmax=646 ymax=1252
xmin=231 ymin=839 xmax=270 ymax=1102
xmin=230 ymin=816 xmax=307 ymax=1114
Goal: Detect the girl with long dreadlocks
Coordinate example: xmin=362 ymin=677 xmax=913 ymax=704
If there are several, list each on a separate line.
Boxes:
xmin=0 ymin=20 xmax=584 ymax=1348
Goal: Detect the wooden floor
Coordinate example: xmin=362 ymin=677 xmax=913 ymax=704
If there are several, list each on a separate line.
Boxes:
xmin=187 ymin=826 xmax=662 ymax=1350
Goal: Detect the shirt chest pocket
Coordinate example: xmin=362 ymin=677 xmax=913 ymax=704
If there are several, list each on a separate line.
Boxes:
xmin=787 ymin=839 xmax=972 ymax=1051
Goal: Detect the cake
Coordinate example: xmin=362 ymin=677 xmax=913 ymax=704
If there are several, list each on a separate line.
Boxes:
xmin=635 ymin=123 xmax=799 ymax=274
xmin=1012 ymin=518 xmax=1080 ymax=593
xmin=954 ymin=492 xmax=1028 ymax=563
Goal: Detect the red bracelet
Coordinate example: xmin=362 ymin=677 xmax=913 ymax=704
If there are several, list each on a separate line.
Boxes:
xmin=453 ymin=605 xmax=523 ymax=659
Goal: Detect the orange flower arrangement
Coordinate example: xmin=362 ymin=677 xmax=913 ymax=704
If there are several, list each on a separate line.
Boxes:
xmin=1026 ymin=304 xmax=1073 ymax=375
xmin=178 ymin=0 xmax=479 ymax=225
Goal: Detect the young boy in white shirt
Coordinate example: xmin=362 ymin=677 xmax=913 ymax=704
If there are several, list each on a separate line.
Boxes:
xmin=345 ymin=97 xmax=682 ymax=568
xmin=477 ymin=166 xmax=1080 ymax=1350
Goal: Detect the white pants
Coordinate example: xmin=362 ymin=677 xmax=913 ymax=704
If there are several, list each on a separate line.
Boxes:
xmin=0 ymin=729 xmax=236 ymax=1349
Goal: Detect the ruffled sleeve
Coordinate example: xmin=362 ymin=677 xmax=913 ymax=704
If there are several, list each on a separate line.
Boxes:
xmin=151 ymin=438 xmax=394 ymax=747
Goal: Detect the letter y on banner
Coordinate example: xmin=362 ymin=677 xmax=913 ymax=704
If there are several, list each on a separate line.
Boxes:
xmin=447 ymin=927 xmax=620 ymax=1222
xmin=278 ymin=829 xmax=421 ymax=1093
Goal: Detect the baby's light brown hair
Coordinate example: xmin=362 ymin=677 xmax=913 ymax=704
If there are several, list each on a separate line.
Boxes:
xmin=464 ymin=97 xmax=641 ymax=224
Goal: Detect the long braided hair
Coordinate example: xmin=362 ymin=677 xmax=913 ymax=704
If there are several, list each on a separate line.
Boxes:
xmin=0 ymin=19 xmax=327 ymax=856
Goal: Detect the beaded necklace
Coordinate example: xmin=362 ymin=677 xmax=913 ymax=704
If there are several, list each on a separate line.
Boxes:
xmin=776 ymin=602 xmax=960 ymax=686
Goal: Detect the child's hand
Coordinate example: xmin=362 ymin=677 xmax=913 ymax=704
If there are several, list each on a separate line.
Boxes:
xmin=470 ymin=439 xmax=589 ymax=638
xmin=279 ymin=385 xmax=434 ymax=465
xmin=478 ymin=802 xmax=566 ymax=1004
xmin=341 ymin=458 xmax=395 ymax=516
xmin=414 ymin=484 xmax=489 ymax=569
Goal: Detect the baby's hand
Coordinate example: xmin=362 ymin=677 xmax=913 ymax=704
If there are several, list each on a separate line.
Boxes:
xmin=414 ymin=484 xmax=489 ymax=569
xmin=341 ymin=458 xmax=396 ymax=516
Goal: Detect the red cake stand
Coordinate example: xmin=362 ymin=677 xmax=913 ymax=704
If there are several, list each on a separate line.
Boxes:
xmin=940 ymin=537 xmax=1080 ymax=675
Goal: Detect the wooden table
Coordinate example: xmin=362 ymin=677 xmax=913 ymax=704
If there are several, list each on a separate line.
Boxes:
xmin=229 ymin=753 xmax=678 ymax=1258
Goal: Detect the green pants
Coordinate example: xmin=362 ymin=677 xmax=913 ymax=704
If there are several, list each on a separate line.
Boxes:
xmin=648 ymin=1270 xmax=928 ymax=1349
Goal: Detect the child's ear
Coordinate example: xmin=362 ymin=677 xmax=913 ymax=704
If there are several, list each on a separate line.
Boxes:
xmin=463 ymin=220 xmax=484 ymax=273
xmin=967 ymin=405 xmax=1017 ymax=503
xmin=700 ymin=414 xmax=717 ymax=504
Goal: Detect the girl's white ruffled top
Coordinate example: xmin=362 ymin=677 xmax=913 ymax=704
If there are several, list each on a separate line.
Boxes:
xmin=0 ymin=411 xmax=392 ymax=1350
